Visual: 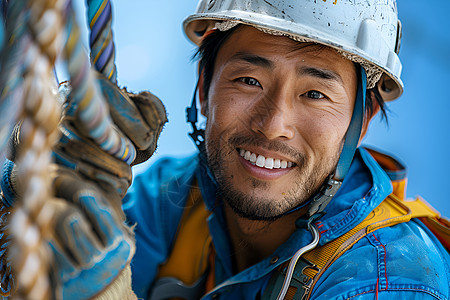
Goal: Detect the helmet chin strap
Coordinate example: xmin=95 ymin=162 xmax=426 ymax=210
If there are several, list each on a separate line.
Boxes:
xmin=304 ymin=67 xmax=367 ymax=218
xmin=335 ymin=68 xmax=368 ymax=180
xmin=186 ymin=67 xmax=368 ymax=219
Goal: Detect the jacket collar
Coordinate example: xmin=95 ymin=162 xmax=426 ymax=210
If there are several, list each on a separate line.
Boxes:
xmin=315 ymin=147 xmax=394 ymax=245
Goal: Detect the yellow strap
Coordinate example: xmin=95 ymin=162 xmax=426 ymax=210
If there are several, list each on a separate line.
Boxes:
xmin=156 ymin=181 xmax=212 ymax=285
xmin=301 ymin=195 xmax=441 ymax=299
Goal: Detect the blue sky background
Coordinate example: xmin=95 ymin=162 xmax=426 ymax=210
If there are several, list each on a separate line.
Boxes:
xmin=70 ymin=0 xmax=449 ymax=216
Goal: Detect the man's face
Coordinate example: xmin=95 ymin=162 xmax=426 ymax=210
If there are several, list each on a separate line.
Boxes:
xmin=202 ymin=26 xmax=357 ymax=221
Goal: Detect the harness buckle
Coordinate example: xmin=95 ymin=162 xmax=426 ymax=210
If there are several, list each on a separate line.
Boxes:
xmin=262 ymin=257 xmax=320 ymax=300
xmin=284 ymin=257 xmax=319 ymax=300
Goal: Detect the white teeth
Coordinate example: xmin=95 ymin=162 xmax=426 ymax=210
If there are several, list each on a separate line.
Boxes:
xmin=244 ymin=150 xmax=251 ymax=160
xmin=238 ymin=148 xmax=294 ymax=169
xmin=274 ymin=159 xmax=281 ymax=168
xmin=265 ymin=158 xmax=274 ymax=169
xmin=256 ymin=155 xmax=265 ymax=167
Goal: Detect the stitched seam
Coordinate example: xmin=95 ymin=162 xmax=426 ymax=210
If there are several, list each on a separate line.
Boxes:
xmin=371 ymin=233 xmax=388 ymax=289
xmin=377 ymin=287 xmax=444 ymax=300
xmin=345 ymin=287 xmax=445 ymax=300
xmin=346 ymin=289 xmax=376 ymax=299
xmin=376 ymin=278 xmax=379 ymax=300
xmin=366 ymin=233 xmax=388 ymax=290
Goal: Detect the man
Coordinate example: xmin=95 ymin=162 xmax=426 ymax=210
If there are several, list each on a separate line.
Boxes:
xmin=1 ymin=0 xmax=448 ymax=299
xmin=123 ymin=0 xmax=449 ymax=299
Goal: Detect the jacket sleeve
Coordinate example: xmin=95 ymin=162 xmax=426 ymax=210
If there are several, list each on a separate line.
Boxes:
xmin=310 ymin=220 xmax=450 ymax=300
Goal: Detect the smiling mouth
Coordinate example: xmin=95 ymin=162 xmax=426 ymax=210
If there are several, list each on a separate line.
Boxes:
xmin=237 ymin=148 xmax=296 ymax=170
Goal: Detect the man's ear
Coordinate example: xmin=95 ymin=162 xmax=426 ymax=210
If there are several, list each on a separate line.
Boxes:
xmin=198 ymin=71 xmax=208 ymax=117
xmin=359 ymin=90 xmax=381 ymax=144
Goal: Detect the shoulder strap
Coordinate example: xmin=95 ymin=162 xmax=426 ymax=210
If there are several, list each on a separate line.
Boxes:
xmin=417 ymin=209 xmax=450 ymax=251
xmin=304 ymin=195 xmax=441 ymax=278
xmin=263 ymin=195 xmax=446 ymax=300
xmin=149 ymin=181 xmax=213 ymax=300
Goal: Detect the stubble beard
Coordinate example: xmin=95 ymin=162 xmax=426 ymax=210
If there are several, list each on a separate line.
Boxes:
xmin=206 ymin=130 xmax=339 ymax=221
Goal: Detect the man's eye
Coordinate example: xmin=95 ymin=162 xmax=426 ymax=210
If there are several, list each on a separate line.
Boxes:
xmin=304 ymin=90 xmax=325 ymax=99
xmin=239 ymin=77 xmax=261 ymax=87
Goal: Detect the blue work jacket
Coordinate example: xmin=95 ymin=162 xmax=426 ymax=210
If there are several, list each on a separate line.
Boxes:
xmin=123 ymin=147 xmax=450 ymax=299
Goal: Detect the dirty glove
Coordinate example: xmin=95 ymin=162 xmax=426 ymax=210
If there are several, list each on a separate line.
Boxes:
xmin=49 ymin=165 xmax=136 ymax=299
xmin=50 ymin=73 xmax=166 ymax=299
xmin=0 ymin=161 xmax=136 ymax=300
xmin=55 ymin=74 xmax=167 ymax=198
xmin=1 ymin=72 xmax=167 ymax=299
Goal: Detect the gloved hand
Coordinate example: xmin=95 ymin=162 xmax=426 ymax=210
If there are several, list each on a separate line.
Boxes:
xmin=52 ymin=73 xmax=166 ymax=299
xmin=1 ymin=72 xmax=167 ymax=299
xmin=55 ymin=73 xmax=167 ymax=199
xmin=49 ymin=165 xmax=136 ymax=299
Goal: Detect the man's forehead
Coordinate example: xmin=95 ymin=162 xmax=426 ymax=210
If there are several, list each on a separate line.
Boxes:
xmin=219 ymin=25 xmax=347 ymax=62
xmin=217 ymin=25 xmax=355 ymax=78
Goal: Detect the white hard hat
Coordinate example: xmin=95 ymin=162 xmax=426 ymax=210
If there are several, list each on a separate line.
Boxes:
xmin=183 ymin=0 xmax=403 ymax=101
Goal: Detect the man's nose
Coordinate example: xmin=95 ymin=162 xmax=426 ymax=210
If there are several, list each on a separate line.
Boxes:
xmin=249 ymin=92 xmax=295 ymax=141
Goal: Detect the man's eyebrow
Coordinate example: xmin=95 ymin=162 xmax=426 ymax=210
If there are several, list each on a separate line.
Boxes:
xmin=299 ymin=66 xmax=343 ymax=84
xmin=228 ymin=52 xmax=274 ymax=69
xmin=227 ymin=53 xmax=343 ymax=84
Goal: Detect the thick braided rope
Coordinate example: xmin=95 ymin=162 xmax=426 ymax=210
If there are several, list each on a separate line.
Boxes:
xmin=0 ymin=0 xmax=133 ymax=298
xmin=64 ymin=2 xmax=135 ymax=164
xmin=6 ymin=0 xmax=64 ymax=298
xmin=87 ymin=0 xmax=117 ymax=83
xmin=0 ymin=0 xmax=133 ymax=297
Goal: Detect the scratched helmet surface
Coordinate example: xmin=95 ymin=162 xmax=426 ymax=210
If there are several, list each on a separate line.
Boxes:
xmin=183 ymin=0 xmax=403 ymax=101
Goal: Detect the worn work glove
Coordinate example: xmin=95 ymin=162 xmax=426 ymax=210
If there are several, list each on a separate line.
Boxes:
xmin=49 ymin=165 xmax=136 ymax=299
xmin=55 ymin=74 xmax=167 ymax=198
xmin=1 ymin=72 xmax=167 ymax=299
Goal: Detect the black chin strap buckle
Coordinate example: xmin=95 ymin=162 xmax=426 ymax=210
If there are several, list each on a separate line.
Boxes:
xmin=186 ymin=79 xmax=206 ymax=154
xmin=187 ymin=123 xmax=205 ymax=154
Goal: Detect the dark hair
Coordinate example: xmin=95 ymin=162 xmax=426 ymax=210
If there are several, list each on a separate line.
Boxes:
xmin=194 ymin=26 xmax=388 ymax=122
xmin=195 ymin=26 xmax=240 ymax=101
xmin=367 ymin=86 xmax=388 ymax=124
